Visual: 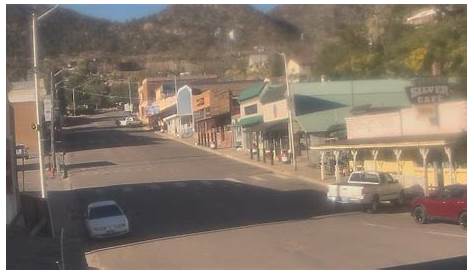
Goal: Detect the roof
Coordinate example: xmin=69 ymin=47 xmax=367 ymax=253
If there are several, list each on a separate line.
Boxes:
xmin=295 ymin=106 xmax=353 ymax=133
xmin=239 ymin=82 xmax=266 ymax=102
xmin=292 ymin=79 xmax=411 ymax=106
xmin=259 ymin=83 xmax=286 ymax=104
xmin=291 ymin=79 xmax=412 ymax=133
xmin=309 ymin=133 xmax=466 ymax=150
xmin=88 ymin=200 xmax=118 ymax=208
xmin=8 ymin=80 xmax=47 ymax=103
xmin=192 ymin=80 xmax=259 ymax=96
xmin=238 ymin=115 xmax=263 ymax=128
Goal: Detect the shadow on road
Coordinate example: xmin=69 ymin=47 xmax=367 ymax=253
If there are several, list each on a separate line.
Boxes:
xmin=17 ymin=162 xmax=40 ymax=172
xmin=67 ymin=161 xmax=117 ymax=170
xmin=49 ymin=180 xmax=343 ymax=257
xmin=382 ymin=255 xmax=467 ymax=270
xmin=48 ymin=180 xmax=413 ymax=269
xmin=63 ymin=129 xmax=164 ymax=152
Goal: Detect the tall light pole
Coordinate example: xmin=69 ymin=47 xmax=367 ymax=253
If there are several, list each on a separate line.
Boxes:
xmin=32 ymin=11 xmax=47 ymax=198
xmin=32 ymin=6 xmax=59 ymax=239
xmin=128 ymin=79 xmax=132 ymax=111
xmin=32 ymin=6 xmax=59 ymax=198
xmin=72 ymin=88 xmax=76 ymax=116
xmin=280 ymin=52 xmax=297 ymax=171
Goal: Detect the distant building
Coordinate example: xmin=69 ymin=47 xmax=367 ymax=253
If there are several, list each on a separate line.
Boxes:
xmin=406 ymin=8 xmax=438 ymax=25
xmin=286 ymin=58 xmax=312 ymax=83
xmin=8 ymin=80 xmax=47 ymax=155
xmin=191 ymin=80 xmax=258 ymax=148
xmin=248 ymin=54 xmax=269 ymax=73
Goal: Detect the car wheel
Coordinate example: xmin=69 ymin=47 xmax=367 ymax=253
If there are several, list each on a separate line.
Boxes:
xmin=413 ymin=206 xmax=428 ymax=224
xmin=366 ymin=196 xmax=379 ymax=214
xmin=459 ymin=211 xmax=467 ymax=230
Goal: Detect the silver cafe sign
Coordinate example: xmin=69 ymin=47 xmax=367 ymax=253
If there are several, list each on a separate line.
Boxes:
xmin=406 ymin=84 xmax=450 ymax=104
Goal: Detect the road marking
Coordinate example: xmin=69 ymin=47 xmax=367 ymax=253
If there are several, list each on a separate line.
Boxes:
xmin=249 ymin=175 xmax=264 ymax=181
xmin=223 ymin=177 xmax=241 ymax=183
xmin=426 ymin=231 xmax=466 ymax=238
xmin=363 ymin=222 xmax=396 ymax=230
xmin=271 ymin=173 xmax=289 ymax=180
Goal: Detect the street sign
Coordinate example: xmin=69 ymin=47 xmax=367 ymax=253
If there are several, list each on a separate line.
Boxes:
xmin=43 ymin=97 xmax=52 ymax=122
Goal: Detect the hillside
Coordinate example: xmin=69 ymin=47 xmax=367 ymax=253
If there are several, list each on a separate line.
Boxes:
xmin=6 ymin=4 xmax=300 ymax=81
xmin=6 ymin=4 xmax=467 ymax=82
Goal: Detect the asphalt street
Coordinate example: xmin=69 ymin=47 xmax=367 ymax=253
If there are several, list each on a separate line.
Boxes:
xmin=48 ymin=110 xmax=466 ymax=269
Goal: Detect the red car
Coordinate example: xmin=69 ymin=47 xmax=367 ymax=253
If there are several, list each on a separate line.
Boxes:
xmin=411 ymin=184 xmax=466 ymax=229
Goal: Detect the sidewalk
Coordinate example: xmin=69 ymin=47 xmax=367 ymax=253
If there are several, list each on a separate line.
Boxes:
xmin=155 ymin=132 xmax=335 ymax=188
xmin=6 ymin=224 xmax=60 ymax=270
xmin=7 ymin=163 xmax=81 ymax=269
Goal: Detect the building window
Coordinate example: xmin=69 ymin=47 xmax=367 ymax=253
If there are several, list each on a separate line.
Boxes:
xmin=244 ymin=104 xmax=257 ymax=115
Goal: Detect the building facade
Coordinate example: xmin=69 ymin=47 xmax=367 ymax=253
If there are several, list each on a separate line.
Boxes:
xmin=8 ymin=80 xmax=47 ymax=155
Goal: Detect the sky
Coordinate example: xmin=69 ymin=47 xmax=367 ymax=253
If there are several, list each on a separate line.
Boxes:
xmin=64 ymin=4 xmax=277 ymax=22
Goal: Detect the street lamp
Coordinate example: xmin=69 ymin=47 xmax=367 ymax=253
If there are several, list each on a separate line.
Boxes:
xmin=32 ymin=5 xmax=59 ymax=199
xmin=269 ymin=50 xmax=297 ymax=171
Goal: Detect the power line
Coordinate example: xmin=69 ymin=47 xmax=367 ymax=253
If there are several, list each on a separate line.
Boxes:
xmin=61 ymin=87 xmax=139 ymax=99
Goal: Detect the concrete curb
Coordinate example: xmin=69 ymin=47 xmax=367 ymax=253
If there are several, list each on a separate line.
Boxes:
xmin=155 ymin=132 xmax=327 ymax=189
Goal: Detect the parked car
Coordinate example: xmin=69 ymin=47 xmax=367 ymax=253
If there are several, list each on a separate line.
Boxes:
xmin=116 ymin=116 xmax=143 ymax=127
xmin=327 ymin=171 xmax=405 ymax=213
xmin=15 ymin=144 xmax=29 ymax=159
xmin=411 ymin=184 xmax=466 ymax=229
xmin=85 ymin=200 xmax=130 ymax=239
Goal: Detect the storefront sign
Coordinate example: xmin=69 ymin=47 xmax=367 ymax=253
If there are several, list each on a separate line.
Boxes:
xmin=406 ymin=84 xmax=450 ymax=104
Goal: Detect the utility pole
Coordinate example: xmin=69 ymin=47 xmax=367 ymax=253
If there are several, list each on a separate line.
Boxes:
xmin=281 ymin=52 xmax=297 ymax=171
xmin=50 ymin=72 xmax=56 ymax=172
xmin=72 ymin=88 xmax=76 ymax=116
xmin=32 ymin=11 xmax=47 ymax=198
xmin=128 ymin=78 xmax=132 ymax=112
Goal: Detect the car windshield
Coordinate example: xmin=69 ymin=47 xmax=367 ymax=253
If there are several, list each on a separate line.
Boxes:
xmin=89 ymin=205 xmax=122 ymax=219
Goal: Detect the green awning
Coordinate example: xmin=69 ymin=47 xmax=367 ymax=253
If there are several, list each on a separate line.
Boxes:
xmin=238 ymin=115 xmax=263 ymax=128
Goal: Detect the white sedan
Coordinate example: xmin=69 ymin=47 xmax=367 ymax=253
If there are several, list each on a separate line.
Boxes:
xmin=85 ymin=200 xmax=130 ymax=239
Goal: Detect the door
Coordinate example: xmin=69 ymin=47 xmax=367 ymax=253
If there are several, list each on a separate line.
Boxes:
xmin=424 ymin=190 xmax=448 ymax=218
xmin=443 ymin=186 xmax=467 ymax=220
xmin=384 ymin=173 xmax=401 ymax=200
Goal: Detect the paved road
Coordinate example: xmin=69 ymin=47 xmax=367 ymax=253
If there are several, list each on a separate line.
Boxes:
xmin=49 ymin=111 xmax=466 ymax=269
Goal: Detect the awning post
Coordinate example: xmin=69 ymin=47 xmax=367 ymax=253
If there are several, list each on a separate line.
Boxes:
xmin=444 ymin=146 xmax=454 ymax=185
xmin=350 ymin=149 xmax=358 ymax=171
xmin=333 ymin=150 xmax=340 ymax=183
xmin=419 ymin=147 xmax=430 ymax=195
xmin=320 ymin=151 xmax=326 ymax=181
xmin=393 ymin=149 xmax=403 ymax=175
xmin=371 ymin=149 xmax=379 ymax=171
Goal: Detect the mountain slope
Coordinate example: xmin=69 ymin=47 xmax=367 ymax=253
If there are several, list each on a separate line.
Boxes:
xmin=6 ymin=4 xmax=301 ymax=81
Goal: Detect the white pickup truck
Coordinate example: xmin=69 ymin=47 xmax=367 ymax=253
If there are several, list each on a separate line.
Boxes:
xmin=116 ymin=116 xmax=143 ymax=127
xmin=327 ymin=171 xmax=405 ymax=213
